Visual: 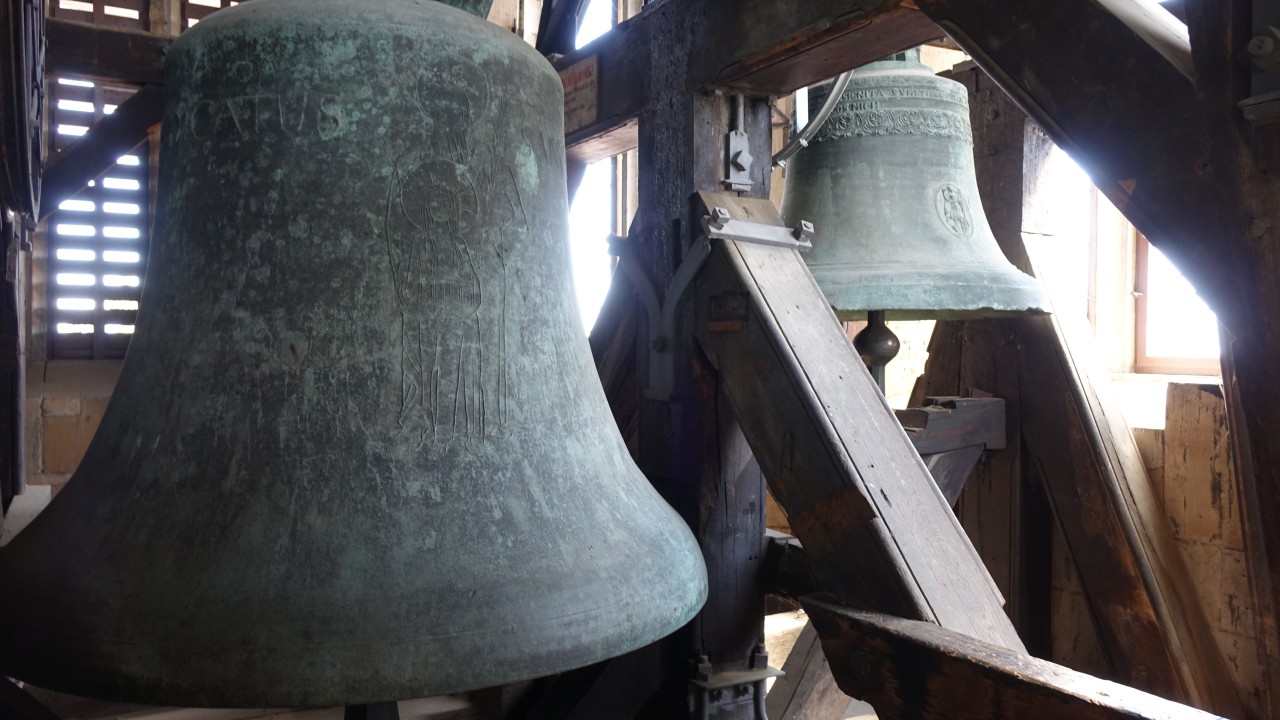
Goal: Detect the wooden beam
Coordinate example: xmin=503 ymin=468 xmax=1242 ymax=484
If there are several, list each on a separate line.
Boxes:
xmin=803 ymin=594 xmax=1228 ymax=720
xmin=555 ymin=19 xmax=647 ymax=161
xmin=39 ymin=84 xmax=164 ymax=221
xmin=556 ymin=0 xmax=942 ymax=159
xmin=45 ymin=19 xmax=170 ymax=86
xmin=693 ymin=194 xmax=1024 ymax=651
xmin=689 ymin=0 xmax=940 ymax=93
xmin=1012 ymin=310 xmax=1244 ymax=712
xmin=895 ymin=397 xmax=1005 ymax=455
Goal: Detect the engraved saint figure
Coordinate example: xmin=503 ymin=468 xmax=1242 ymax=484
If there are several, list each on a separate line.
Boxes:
xmin=385 ymin=57 xmax=512 ymax=447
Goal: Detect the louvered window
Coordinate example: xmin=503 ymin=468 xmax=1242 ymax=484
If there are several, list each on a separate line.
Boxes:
xmin=47 ymin=76 xmax=148 ymax=360
xmin=183 ymin=0 xmax=237 ymax=28
xmin=51 ymin=0 xmax=147 ymax=30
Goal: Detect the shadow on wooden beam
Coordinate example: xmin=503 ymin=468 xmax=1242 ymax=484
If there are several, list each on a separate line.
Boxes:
xmin=804 ymin=594 xmax=1228 ymax=720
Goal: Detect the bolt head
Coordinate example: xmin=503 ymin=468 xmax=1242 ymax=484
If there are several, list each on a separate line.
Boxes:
xmin=1248 ymin=35 xmax=1275 ymax=57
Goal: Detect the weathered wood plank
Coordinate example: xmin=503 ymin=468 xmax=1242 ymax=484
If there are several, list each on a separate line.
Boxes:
xmin=45 ymin=19 xmax=169 ymax=87
xmin=1015 ymin=307 xmax=1242 ymax=716
xmin=1162 ymin=383 xmax=1264 ymax=718
xmin=895 ymin=397 xmax=1005 ymax=456
xmin=689 ymin=0 xmax=940 ymax=93
xmin=1221 ymin=340 xmax=1279 ymax=720
xmin=804 ymin=594 xmax=1228 ymax=720
xmin=694 ymin=196 xmax=1023 ymax=651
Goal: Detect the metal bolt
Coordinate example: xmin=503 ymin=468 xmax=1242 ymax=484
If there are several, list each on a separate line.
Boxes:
xmin=793 ymin=220 xmax=815 ymax=242
xmin=711 ymin=207 xmax=732 ymax=229
xmin=1248 ymin=35 xmax=1275 ymax=58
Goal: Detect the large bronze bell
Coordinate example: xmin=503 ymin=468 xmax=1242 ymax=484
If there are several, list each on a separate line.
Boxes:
xmin=0 ymin=0 xmax=707 ymax=707
xmin=780 ymin=53 xmax=1048 ymax=320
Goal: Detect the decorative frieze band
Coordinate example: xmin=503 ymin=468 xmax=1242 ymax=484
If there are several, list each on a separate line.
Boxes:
xmin=814 ymin=108 xmax=973 ymax=142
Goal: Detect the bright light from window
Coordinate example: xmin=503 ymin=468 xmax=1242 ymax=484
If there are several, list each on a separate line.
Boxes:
xmin=56 ymin=273 xmax=96 ymax=286
xmin=103 ymin=251 xmax=140 ymax=263
xmin=56 ymin=298 xmax=96 ymax=311
xmin=569 ymin=160 xmax=614 ymax=332
xmin=56 ymin=323 xmax=95 ymax=334
xmin=117 ymin=155 xmax=141 ymax=166
xmin=57 ymin=78 xmax=94 ymax=88
xmin=57 ymin=99 xmax=95 ymax=113
xmin=102 ymin=5 xmax=140 ymax=19
xmin=103 ymin=177 xmax=140 ymax=191
xmin=103 ymin=202 xmax=141 ymax=214
xmin=576 ymin=0 xmax=612 ymax=48
xmin=566 ymin=0 xmax=618 ymax=333
xmin=103 ymin=275 xmax=140 ymax=287
xmin=56 ymin=249 xmax=96 ymax=262
xmin=58 ymin=125 xmax=89 ymax=137
xmin=1144 ymin=245 xmax=1219 ymax=358
xmin=1023 ymin=147 xmax=1093 ymax=320
xmin=59 ymin=199 xmax=94 ymax=212
xmin=105 ymin=324 xmax=136 ymax=334
xmin=56 ymin=224 xmax=96 ymax=236
xmin=104 ymin=299 xmax=139 ymax=311
xmin=103 ymin=226 xmax=141 ymax=239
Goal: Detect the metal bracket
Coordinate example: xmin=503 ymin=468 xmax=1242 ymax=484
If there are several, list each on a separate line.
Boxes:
xmin=705 ymin=206 xmax=814 ymax=252
xmin=687 ymin=650 xmax=782 ymax=720
xmin=611 ymin=202 xmax=811 ymax=402
xmin=611 ymin=234 xmax=712 ymax=402
xmin=722 ymin=94 xmax=755 ymax=192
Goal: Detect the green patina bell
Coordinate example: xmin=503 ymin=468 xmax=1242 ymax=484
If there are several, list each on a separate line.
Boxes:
xmin=780 ymin=53 xmax=1049 ymax=320
xmin=0 ymin=0 xmax=706 ymax=707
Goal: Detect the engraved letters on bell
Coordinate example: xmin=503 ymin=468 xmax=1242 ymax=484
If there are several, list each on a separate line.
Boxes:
xmin=0 ymin=0 xmax=707 ymax=707
xmin=780 ymin=55 xmax=1048 ymax=319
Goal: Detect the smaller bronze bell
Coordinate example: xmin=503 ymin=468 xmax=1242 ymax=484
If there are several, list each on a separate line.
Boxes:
xmin=780 ymin=52 xmax=1048 ymax=320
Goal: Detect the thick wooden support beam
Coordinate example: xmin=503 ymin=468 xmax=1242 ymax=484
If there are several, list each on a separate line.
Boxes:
xmin=693 ymin=194 xmax=1023 ymax=652
xmin=803 ymin=594 xmax=1228 ymax=720
xmin=557 ymin=0 xmax=940 ymax=160
xmin=913 ymin=0 xmax=1248 ymax=334
xmin=688 ymin=0 xmax=939 ymax=93
xmin=45 ymin=18 xmax=169 ymax=86
xmin=1013 ymin=311 xmax=1243 ymax=713
xmin=39 ymin=84 xmax=163 ymax=221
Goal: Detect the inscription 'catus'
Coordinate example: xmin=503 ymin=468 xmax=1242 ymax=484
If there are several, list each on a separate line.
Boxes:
xmin=182 ymin=92 xmax=346 ymax=142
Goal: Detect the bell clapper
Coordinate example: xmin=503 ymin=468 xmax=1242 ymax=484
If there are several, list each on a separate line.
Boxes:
xmin=853 ymin=310 xmax=900 ymax=393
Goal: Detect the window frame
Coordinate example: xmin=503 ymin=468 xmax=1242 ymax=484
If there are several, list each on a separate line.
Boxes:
xmin=1132 ymin=230 xmax=1222 ymax=376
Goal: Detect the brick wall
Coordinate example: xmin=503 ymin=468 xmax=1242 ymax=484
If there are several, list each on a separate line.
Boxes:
xmin=24 ymin=360 xmax=121 ymax=495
